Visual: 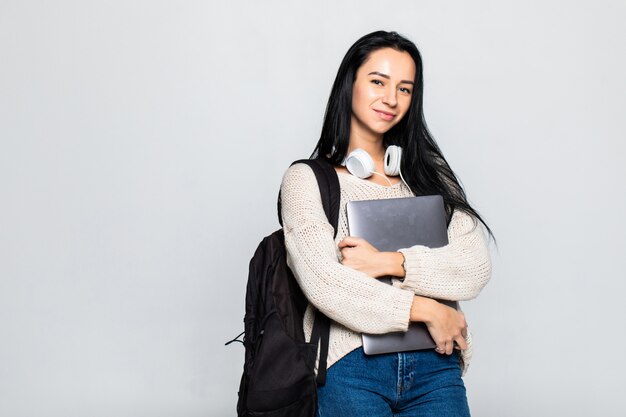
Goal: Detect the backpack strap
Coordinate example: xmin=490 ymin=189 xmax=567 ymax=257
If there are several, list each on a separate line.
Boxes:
xmin=277 ymin=158 xmax=340 ymax=236
xmin=309 ymin=307 xmax=331 ymax=385
xmin=304 ymin=158 xmax=341 ymax=238
xmin=277 ymin=158 xmax=339 ymax=386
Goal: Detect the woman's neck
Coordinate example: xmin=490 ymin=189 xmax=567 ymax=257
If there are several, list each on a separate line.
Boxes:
xmin=348 ymin=120 xmax=385 ymax=162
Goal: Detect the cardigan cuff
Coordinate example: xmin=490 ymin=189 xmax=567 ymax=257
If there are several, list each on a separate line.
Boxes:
xmin=386 ymin=288 xmax=415 ymax=333
xmin=396 ymin=245 xmax=428 ymax=291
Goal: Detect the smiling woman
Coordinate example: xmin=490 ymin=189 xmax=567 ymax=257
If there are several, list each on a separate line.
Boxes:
xmin=351 ymin=49 xmax=415 ymax=141
xmin=277 ymin=30 xmax=494 ymax=417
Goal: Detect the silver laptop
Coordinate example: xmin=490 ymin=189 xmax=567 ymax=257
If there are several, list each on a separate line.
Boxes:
xmin=346 ymin=195 xmax=459 ymax=355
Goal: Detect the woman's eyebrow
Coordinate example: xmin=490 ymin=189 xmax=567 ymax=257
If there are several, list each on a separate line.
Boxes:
xmin=368 ymin=71 xmax=414 ymax=86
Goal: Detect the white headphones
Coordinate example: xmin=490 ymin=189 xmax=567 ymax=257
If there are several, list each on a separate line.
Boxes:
xmin=341 ymin=145 xmax=408 ymax=188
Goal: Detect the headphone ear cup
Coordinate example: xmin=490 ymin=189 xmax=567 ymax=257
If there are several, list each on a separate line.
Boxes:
xmin=344 ymin=148 xmax=375 ymax=179
xmin=384 ymin=146 xmax=403 ymax=176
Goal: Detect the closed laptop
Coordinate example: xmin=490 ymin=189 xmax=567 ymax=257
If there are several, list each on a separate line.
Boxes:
xmin=346 ymin=195 xmax=459 ymax=355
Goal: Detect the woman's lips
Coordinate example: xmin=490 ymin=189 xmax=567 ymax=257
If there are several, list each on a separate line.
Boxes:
xmin=373 ymin=109 xmax=395 ymax=121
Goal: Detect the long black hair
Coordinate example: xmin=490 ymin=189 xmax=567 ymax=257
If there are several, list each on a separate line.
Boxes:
xmin=311 ymin=30 xmax=495 ymax=242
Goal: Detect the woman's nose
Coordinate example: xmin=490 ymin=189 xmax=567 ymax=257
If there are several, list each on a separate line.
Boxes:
xmin=381 ymin=87 xmax=397 ymax=107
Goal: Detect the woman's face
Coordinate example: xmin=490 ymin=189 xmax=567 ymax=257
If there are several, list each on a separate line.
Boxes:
xmin=351 ymin=47 xmax=416 ymax=138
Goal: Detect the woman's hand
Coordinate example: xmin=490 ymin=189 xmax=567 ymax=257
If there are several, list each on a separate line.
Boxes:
xmin=409 ymin=296 xmax=468 ymax=355
xmin=338 ymin=236 xmax=405 ymax=278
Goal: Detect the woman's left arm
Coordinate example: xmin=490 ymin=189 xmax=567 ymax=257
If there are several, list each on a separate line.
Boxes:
xmin=396 ymin=209 xmax=492 ymax=301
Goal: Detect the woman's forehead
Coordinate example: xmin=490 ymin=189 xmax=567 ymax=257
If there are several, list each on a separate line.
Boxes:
xmin=359 ymin=48 xmax=415 ymax=79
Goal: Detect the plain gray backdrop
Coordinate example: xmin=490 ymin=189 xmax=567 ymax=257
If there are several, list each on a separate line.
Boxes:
xmin=1 ymin=1 xmax=625 ymax=416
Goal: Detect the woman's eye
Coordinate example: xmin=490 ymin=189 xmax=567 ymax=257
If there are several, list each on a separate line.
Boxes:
xmin=400 ymin=87 xmax=412 ymax=94
xmin=371 ymin=79 xmax=384 ymax=86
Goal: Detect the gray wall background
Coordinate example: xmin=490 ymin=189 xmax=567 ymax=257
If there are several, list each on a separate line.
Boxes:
xmin=1 ymin=1 xmax=625 ymax=416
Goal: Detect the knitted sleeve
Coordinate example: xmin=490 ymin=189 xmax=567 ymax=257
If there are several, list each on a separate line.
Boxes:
xmin=397 ymin=209 xmax=492 ymax=301
xmin=280 ymin=163 xmax=415 ymax=334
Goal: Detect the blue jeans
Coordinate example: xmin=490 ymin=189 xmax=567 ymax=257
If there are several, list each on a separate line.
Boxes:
xmin=316 ymin=347 xmax=470 ymax=417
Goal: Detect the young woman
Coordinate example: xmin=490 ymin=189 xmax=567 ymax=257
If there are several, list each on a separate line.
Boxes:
xmin=279 ymin=30 xmax=493 ymax=417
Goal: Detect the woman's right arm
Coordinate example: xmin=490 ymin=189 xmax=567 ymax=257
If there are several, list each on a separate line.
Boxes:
xmin=280 ymin=163 xmax=414 ymax=334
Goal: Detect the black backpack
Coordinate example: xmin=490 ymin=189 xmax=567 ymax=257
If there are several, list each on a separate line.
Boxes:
xmin=230 ymin=158 xmax=341 ymax=417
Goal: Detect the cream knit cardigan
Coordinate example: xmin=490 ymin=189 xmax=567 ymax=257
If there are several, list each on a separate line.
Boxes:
xmin=279 ymin=163 xmax=492 ymax=375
